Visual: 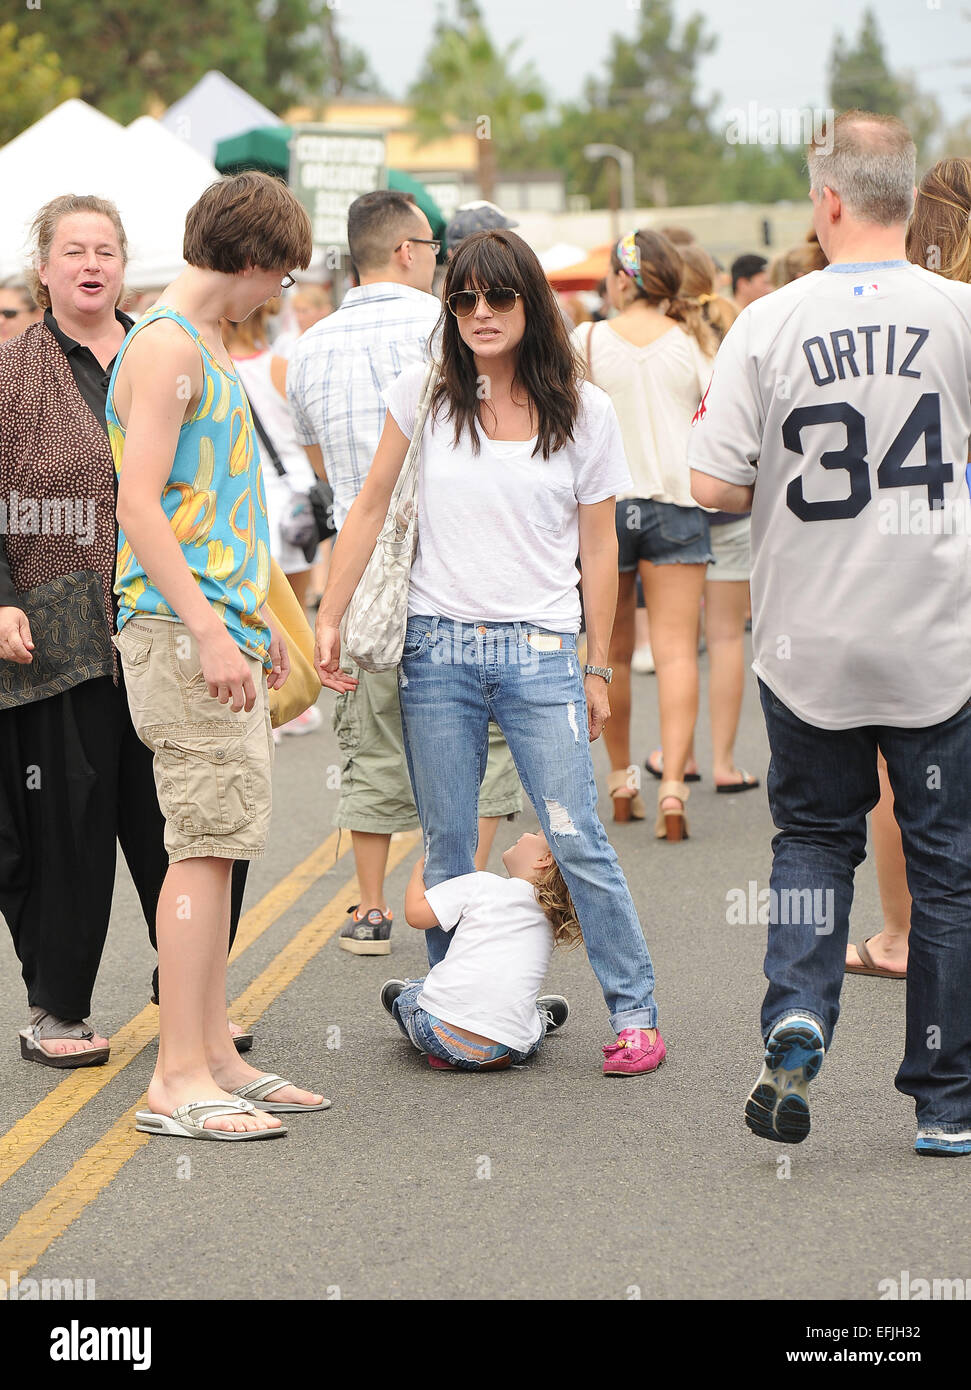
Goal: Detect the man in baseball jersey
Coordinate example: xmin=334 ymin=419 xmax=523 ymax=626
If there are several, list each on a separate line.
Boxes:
xmin=689 ymin=110 xmax=971 ymax=1157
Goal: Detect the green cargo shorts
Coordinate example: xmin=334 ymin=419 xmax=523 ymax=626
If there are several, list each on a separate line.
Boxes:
xmin=333 ymin=662 xmax=522 ymax=833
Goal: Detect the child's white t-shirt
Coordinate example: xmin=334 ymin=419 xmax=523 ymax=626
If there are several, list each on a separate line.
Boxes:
xmin=418 ymin=871 xmax=554 ymax=1051
xmin=383 ymin=363 xmax=633 ymax=633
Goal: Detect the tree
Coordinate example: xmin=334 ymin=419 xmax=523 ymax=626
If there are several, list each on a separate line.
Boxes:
xmin=258 ymin=0 xmax=382 ymax=109
xmin=540 ymin=0 xmax=725 ymax=209
xmin=828 ymin=8 xmax=940 ymax=164
xmin=407 ymin=0 xmax=546 ymax=202
xmin=2 ymin=3 xmax=381 ymax=137
xmin=0 ymin=23 xmax=80 ymax=147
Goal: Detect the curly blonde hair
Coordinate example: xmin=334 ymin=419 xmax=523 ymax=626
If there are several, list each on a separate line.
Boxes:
xmin=532 ymin=858 xmax=583 ymax=950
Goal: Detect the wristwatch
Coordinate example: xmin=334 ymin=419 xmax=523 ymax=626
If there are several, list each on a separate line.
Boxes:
xmin=584 ymin=665 xmax=613 ymax=684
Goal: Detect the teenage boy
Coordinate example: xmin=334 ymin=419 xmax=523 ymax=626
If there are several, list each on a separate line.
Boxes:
xmin=108 ymin=172 xmax=326 ymax=1140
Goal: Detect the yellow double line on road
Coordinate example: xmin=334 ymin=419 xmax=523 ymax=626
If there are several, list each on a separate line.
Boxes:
xmin=0 ymin=830 xmax=419 ymax=1276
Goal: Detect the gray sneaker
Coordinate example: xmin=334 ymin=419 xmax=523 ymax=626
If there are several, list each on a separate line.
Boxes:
xmin=339 ymin=905 xmax=393 ymax=956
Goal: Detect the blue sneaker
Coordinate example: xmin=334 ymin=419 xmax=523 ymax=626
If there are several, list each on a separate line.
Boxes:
xmin=745 ymin=1015 xmax=826 ymax=1144
xmin=915 ymin=1128 xmax=971 ymax=1157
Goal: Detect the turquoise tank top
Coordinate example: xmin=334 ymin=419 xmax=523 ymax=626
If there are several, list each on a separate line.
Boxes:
xmin=105 ymin=306 xmax=271 ymax=669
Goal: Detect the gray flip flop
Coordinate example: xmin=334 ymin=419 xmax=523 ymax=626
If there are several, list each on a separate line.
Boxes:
xmin=135 ymin=1098 xmax=287 ymax=1140
xmin=19 ymin=1021 xmax=110 ymax=1069
xmin=232 ymin=1072 xmax=331 ymax=1112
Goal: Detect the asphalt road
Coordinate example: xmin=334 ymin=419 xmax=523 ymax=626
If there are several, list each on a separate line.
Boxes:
xmin=0 ymin=649 xmax=966 ymax=1304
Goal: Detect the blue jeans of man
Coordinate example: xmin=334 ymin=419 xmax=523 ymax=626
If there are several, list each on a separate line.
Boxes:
xmin=397 ymin=616 xmax=658 ymax=1034
xmin=758 ymin=679 xmax=971 ymax=1131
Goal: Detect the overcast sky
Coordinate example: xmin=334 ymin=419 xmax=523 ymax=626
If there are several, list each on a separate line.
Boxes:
xmin=335 ymin=0 xmax=971 ymax=129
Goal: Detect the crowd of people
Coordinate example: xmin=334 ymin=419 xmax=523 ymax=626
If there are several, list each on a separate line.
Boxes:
xmin=0 ymin=108 xmax=968 ymax=1153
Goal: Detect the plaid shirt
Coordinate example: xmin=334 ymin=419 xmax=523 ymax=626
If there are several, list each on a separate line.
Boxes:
xmin=286 ymin=282 xmax=441 ymax=532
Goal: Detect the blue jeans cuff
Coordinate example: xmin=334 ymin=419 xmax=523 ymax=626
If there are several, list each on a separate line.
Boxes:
xmin=613 ymin=1007 xmax=659 ymax=1033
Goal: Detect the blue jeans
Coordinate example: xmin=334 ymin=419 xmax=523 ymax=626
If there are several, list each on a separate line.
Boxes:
xmin=392 ymin=982 xmax=542 ymax=1068
xmin=397 ymin=616 xmax=658 ymax=1033
xmin=758 ymin=679 xmax=971 ymax=1131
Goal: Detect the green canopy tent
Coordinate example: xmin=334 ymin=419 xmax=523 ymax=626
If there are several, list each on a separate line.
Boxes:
xmin=214 ymin=126 xmax=447 ymax=242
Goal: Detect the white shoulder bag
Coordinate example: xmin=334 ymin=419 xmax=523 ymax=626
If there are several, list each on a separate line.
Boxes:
xmin=341 ymin=362 xmax=440 ymax=673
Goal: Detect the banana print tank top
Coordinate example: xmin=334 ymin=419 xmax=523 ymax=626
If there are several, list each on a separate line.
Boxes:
xmin=106 ymin=306 xmax=271 ymax=668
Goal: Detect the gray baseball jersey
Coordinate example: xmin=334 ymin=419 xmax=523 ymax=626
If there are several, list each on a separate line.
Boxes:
xmin=688 ymin=261 xmax=971 ymax=729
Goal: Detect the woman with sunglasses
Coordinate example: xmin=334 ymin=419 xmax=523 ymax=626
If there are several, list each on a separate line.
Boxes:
xmin=315 ymin=230 xmax=664 ymax=1076
xmin=0 ymin=278 xmax=43 ymax=342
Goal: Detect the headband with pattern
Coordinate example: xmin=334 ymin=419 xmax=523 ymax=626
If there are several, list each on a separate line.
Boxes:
xmin=617 ymin=233 xmax=647 ymax=292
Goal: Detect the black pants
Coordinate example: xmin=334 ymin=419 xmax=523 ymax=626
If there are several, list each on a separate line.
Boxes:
xmin=0 ymin=673 xmax=247 ymax=1020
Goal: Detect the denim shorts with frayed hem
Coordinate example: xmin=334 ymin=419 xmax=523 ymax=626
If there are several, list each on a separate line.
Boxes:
xmin=616 ymin=497 xmax=714 ymax=569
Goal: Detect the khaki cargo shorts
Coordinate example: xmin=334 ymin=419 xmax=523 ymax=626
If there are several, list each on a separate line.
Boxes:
xmin=333 ymin=662 xmax=522 ymax=834
xmin=114 ymin=617 xmax=273 ymax=863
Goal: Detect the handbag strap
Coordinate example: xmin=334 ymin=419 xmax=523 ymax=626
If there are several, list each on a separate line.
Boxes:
xmin=586 ymin=322 xmax=595 ymax=385
xmin=248 ymin=399 xmax=288 ymax=478
xmin=386 ymin=361 xmax=440 ymax=521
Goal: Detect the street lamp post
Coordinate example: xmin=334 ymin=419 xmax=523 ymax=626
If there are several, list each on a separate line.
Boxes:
xmin=584 ymin=143 xmax=635 ymax=242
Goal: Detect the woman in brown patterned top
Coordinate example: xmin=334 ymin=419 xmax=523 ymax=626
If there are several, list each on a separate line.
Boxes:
xmin=0 ymin=195 xmax=249 ymax=1067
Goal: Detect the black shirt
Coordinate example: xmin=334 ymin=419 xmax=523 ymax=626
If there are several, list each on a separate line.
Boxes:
xmin=43 ymin=307 xmax=133 ymax=431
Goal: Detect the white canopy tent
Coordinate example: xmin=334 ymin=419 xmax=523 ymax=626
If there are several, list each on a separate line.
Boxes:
xmin=0 ymin=100 xmax=220 ymax=291
xmin=160 ymin=70 xmax=283 ymax=162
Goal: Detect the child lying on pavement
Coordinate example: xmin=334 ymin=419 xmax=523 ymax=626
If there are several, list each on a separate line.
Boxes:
xmin=380 ymin=831 xmax=580 ymax=1070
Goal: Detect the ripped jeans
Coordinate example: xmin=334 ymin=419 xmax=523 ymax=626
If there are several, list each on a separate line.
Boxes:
xmin=398 ymin=617 xmax=658 ymax=1033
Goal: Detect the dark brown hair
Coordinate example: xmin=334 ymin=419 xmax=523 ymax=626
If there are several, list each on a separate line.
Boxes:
xmin=347 ymin=190 xmax=423 ymax=275
xmin=906 ymin=158 xmax=971 ymax=283
xmin=28 ymin=194 xmax=128 ymax=310
xmin=183 ymin=172 xmax=312 ymax=275
xmin=611 ymin=229 xmax=718 ymax=357
xmin=432 ymin=230 xmax=582 ymax=460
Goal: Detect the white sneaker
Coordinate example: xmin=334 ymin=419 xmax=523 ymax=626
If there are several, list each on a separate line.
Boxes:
xmin=631 ymin=644 xmax=655 ymax=675
xmin=280 ymin=705 xmax=323 ymax=736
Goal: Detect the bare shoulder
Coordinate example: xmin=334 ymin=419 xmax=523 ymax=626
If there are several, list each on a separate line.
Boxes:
xmin=123 ymin=316 xmax=200 ymax=377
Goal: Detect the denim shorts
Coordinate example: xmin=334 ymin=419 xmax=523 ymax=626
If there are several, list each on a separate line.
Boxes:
xmin=391 ymin=982 xmax=542 ymax=1069
xmin=616 ymin=498 xmax=714 ymax=569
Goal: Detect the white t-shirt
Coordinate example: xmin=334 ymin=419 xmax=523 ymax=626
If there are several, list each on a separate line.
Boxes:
xmin=688 ymin=262 xmax=971 ymax=730
xmin=384 ymin=362 xmax=633 ymax=632
xmin=418 ymin=871 xmax=554 ymax=1051
xmin=573 ymin=319 xmax=713 ymax=506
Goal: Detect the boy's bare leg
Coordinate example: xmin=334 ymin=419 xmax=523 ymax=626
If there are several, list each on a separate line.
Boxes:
xmin=200 ymin=859 xmax=325 ymax=1107
xmin=147 ymin=858 xmax=282 ymax=1133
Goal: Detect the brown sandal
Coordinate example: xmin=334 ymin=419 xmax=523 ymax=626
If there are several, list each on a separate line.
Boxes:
xmin=656 ymin=781 xmax=690 ymax=841
xmin=845 ymin=938 xmax=906 ymax=979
